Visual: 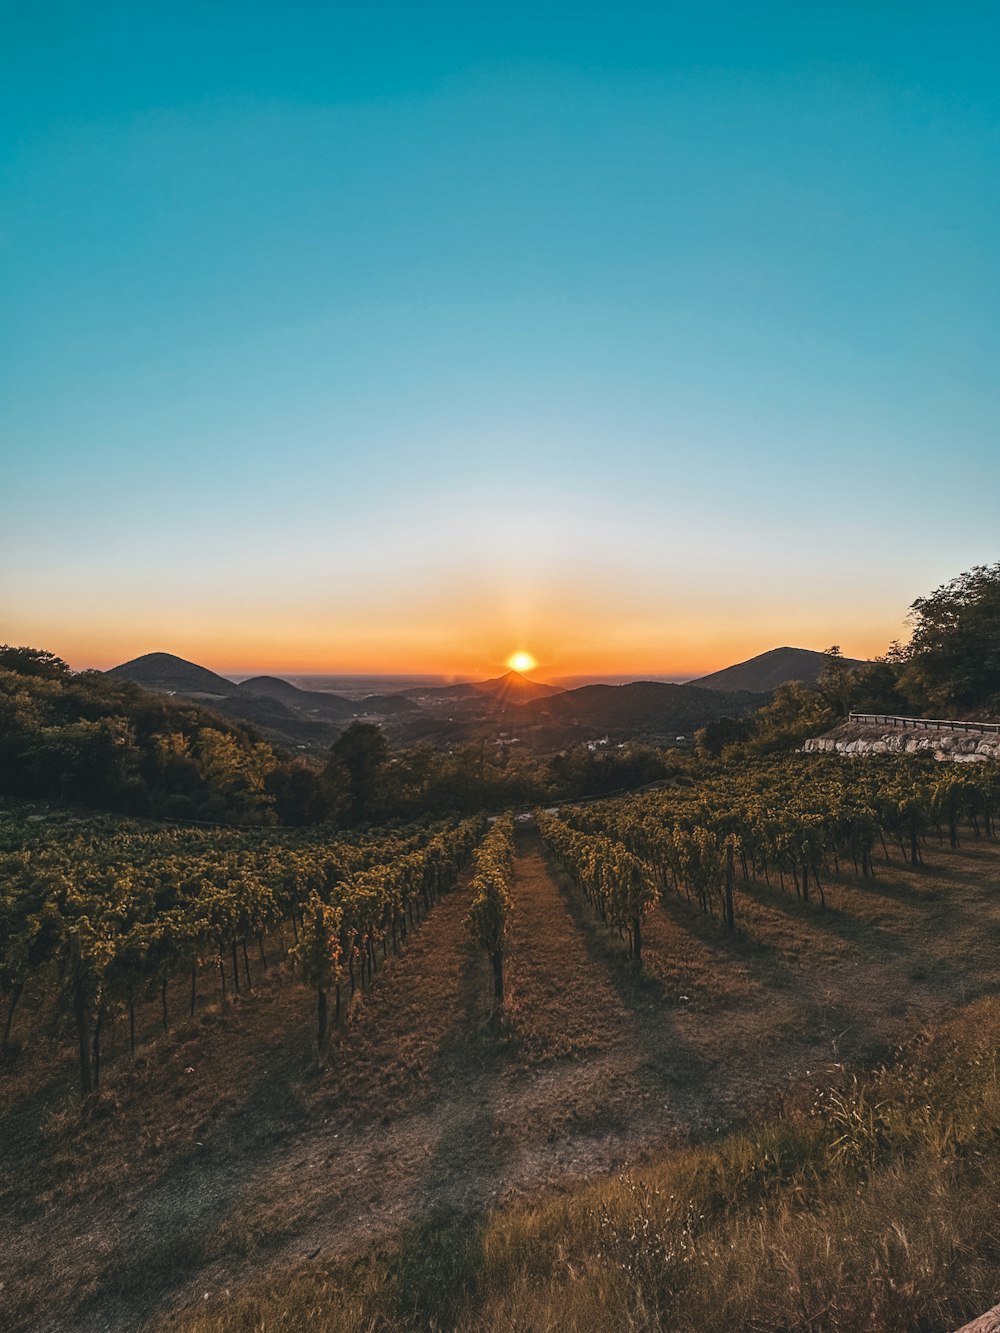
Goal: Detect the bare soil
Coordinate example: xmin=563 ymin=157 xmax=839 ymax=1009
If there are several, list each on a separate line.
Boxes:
xmin=3 ymin=832 xmax=1000 ymax=1332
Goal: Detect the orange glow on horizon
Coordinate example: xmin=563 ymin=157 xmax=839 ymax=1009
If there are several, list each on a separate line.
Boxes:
xmin=5 ymin=592 xmax=906 ymax=681
xmin=39 ymin=624 xmax=901 ymax=681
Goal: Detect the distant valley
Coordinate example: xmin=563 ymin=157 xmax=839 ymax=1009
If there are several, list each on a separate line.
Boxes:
xmin=106 ymin=646 xmax=854 ymax=754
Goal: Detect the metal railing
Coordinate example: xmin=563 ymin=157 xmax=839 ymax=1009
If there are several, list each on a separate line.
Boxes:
xmin=848 ymin=712 xmax=1000 ymax=736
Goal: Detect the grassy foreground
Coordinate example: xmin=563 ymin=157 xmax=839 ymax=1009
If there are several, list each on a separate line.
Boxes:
xmin=166 ymin=999 xmax=1000 ymax=1333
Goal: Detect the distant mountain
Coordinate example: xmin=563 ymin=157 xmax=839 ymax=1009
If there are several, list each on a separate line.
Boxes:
xmin=238 ymin=675 xmax=357 ymax=722
xmin=108 ymin=655 xmax=347 ymax=750
xmin=108 ymin=652 xmax=238 ymax=697
xmin=474 ymin=671 xmax=563 ymax=702
xmin=106 ymin=655 xmax=430 ymax=751
xmin=518 ymin=680 xmax=763 ymax=740
xmin=689 ymin=647 xmax=867 ymax=694
xmin=404 ymin=670 xmax=563 ymax=706
xmin=209 ymin=691 xmax=341 ymax=746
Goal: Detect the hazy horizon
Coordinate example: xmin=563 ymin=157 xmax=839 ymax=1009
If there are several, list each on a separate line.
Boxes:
xmin=68 ymin=643 xmax=852 ymax=688
xmin=230 ymin=670 xmax=696 ymax=689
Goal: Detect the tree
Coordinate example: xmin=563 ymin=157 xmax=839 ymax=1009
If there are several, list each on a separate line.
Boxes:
xmin=847 ymin=659 xmax=907 ymax=715
xmin=694 ymin=715 xmax=754 ymax=759
xmin=0 ymin=646 xmax=70 ymax=678
xmin=818 ymin=646 xmax=851 ymax=718
xmin=898 ymin=563 xmax=1000 ymax=713
xmin=265 ymin=760 xmax=327 ymax=825
xmin=749 ymin=681 xmax=836 ymax=753
xmin=193 ymin=729 xmax=277 ymax=823
xmin=324 ymin=722 xmax=389 ymax=823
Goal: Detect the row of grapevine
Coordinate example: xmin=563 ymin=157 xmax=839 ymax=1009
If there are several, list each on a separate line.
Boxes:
xmin=554 ymin=756 xmax=1000 ymax=931
xmin=466 ymin=816 xmax=515 ymax=1004
xmin=536 ymin=812 xmax=657 ymax=963
xmin=0 ymin=813 xmax=484 ymax=1093
xmin=289 ymin=818 xmax=484 ymax=1064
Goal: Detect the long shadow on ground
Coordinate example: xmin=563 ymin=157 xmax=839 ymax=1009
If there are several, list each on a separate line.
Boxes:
xmin=43 ymin=888 xmax=490 ymax=1333
xmin=535 ymin=834 xmax=729 ymax=1137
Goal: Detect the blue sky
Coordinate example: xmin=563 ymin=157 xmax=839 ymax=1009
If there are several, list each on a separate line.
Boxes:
xmin=2 ymin=3 xmax=997 ymax=674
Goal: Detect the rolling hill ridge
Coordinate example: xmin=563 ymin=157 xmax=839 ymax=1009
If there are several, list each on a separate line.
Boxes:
xmin=106 ymin=651 xmax=822 ymax=753
xmin=517 ymin=679 xmax=764 ymax=741
xmin=689 ymin=646 xmax=867 ymax=694
xmin=108 ymin=651 xmax=238 ymax=697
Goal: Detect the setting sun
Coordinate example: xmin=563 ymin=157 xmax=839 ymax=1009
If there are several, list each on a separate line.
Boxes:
xmin=508 ymin=651 xmax=536 ymax=673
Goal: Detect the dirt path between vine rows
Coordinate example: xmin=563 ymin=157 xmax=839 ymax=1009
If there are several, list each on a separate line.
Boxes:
xmin=144 ymin=835 xmax=738 ymax=1332
xmin=5 ymin=834 xmax=1000 ymax=1332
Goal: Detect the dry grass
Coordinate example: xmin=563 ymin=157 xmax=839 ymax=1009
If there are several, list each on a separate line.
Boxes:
xmin=3 ymin=833 xmax=1000 ymax=1331
xmin=168 ymin=999 xmax=1000 ymax=1332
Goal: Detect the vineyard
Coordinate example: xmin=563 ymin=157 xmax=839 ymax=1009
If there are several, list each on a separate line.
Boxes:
xmin=0 ymin=811 xmax=484 ymax=1094
xmin=3 ymin=752 xmax=1000 ymax=1332
xmin=539 ymin=755 xmax=1000 ymax=954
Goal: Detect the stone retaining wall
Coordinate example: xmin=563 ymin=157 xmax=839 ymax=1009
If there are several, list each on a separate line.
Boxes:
xmin=803 ymin=722 xmax=1000 ymax=763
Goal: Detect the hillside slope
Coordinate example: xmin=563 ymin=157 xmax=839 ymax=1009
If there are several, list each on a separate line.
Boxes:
xmin=108 ymin=651 xmax=238 ymax=697
xmin=474 ymin=670 xmax=564 ymax=702
xmin=354 ymin=693 xmax=422 ymax=715
xmin=238 ymin=675 xmax=357 ymax=722
xmin=209 ymin=692 xmax=341 ymax=746
xmin=519 ymin=679 xmax=763 ymax=739
xmin=108 ymin=655 xmax=346 ymax=752
xmin=690 ymin=646 xmax=866 ymax=693
xmin=404 ymin=670 xmax=562 ymax=705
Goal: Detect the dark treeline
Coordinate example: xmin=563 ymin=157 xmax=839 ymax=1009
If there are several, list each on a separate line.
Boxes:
xmin=0 ymin=648 xmax=281 ymax=824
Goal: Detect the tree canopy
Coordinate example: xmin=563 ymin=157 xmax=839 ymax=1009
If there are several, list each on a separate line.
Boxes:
xmin=899 ymin=563 xmax=1000 ymax=712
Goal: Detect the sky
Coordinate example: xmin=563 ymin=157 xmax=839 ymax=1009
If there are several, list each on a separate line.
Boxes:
xmin=2 ymin=2 xmax=998 ymax=678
